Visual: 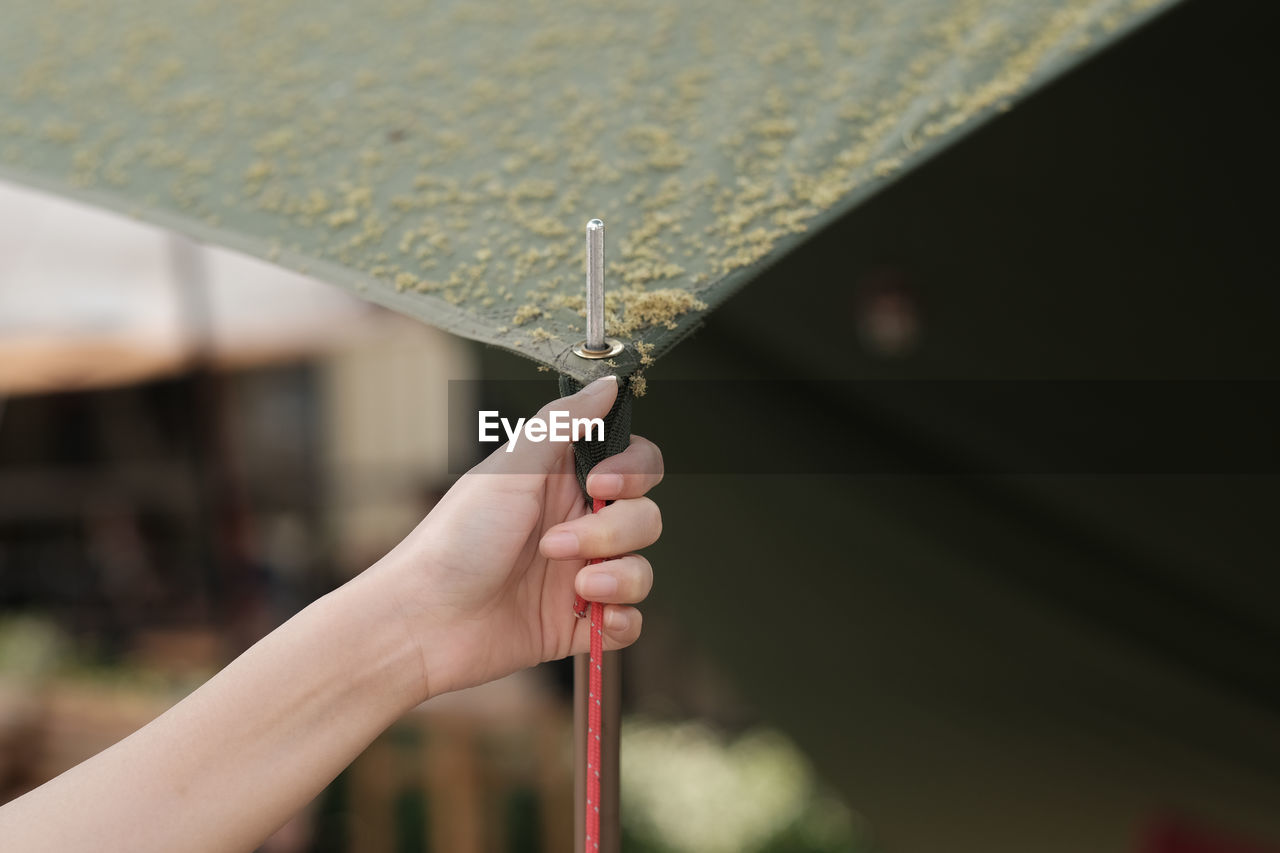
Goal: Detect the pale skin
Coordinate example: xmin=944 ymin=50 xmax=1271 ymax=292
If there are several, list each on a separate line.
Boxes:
xmin=0 ymin=375 xmax=661 ymax=853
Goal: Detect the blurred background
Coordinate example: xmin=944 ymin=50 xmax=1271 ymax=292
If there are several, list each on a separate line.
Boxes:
xmin=0 ymin=177 xmax=866 ymax=852
xmin=3 ymin=0 xmax=1280 ymax=851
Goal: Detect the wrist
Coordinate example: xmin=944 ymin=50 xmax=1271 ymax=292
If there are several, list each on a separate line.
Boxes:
xmin=336 ymin=564 xmax=436 ymax=711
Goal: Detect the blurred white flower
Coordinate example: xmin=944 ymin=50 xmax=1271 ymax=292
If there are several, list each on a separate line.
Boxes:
xmin=621 ymin=718 xmax=829 ymax=853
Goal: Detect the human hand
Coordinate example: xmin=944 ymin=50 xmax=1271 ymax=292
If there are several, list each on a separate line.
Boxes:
xmin=375 ymin=376 xmax=663 ymax=700
xmin=0 ymin=376 xmax=658 ymax=853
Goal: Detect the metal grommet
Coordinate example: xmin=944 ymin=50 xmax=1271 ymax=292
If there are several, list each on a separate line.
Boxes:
xmin=572 ymin=338 xmax=624 ymax=359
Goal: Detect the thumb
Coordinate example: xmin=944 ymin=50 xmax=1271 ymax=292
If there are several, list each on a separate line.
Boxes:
xmin=486 ymin=375 xmax=619 ymax=473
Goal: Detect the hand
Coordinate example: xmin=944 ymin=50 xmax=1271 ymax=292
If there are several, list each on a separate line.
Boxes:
xmin=0 ymin=375 xmax=659 ymax=853
xmin=376 ymin=376 xmax=663 ymax=700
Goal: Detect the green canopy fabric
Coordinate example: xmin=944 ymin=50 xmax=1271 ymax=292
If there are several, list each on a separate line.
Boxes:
xmin=1 ymin=0 xmax=1176 ymax=381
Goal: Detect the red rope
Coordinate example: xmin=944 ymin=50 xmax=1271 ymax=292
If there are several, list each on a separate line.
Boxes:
xmin=573 ymin=497 xmax=608 ymax=852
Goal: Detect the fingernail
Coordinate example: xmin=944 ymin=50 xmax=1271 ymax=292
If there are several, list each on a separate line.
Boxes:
xmin=580 ymin=573 xmax=618 ymax=598
xmin=582 ymin=375 xmax=618 ymax=397
xmin=540 ymin=531 xmax=579 ymax=558
xmin=605 ymin=608 xmax=630 ymax=631
xmin=588 ymin=472 xmax=624 ymax=498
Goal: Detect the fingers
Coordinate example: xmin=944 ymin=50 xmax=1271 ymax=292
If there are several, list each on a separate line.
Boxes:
xmin=571 ymin=604 xmax=643 ymax=655
xmin=602 ymin=605 xmax=643 ymax=650
xmin=574 ymin=554 xmax=653 ymax=604
xmin=539 ymin=497 xmax=662 ymax=560
xmin=483 ymin=376 xmax=619 ymax=473
xmin=585 ymin=435 xmax=664 ymax=500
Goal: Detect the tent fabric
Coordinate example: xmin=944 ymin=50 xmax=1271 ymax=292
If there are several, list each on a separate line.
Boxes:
xmin=0 ymin=0 xmax=1177 ymax=381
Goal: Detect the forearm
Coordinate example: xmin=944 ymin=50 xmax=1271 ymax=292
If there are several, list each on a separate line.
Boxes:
xmin=0 ymin=565 xmax=426 ymax=853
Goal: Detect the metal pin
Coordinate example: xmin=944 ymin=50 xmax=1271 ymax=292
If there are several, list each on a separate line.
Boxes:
xmin=586 ymin=219 xmax=605 ymax=351
xmin=574 ymin=218 xmax=624 ymax=360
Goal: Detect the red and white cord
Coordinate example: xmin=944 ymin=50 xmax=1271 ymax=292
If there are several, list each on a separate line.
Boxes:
xmin=572 ymin=497 xmax=607 ymax=852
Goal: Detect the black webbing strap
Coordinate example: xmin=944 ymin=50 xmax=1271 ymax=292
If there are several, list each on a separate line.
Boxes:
xmin=558 ymin=374 xmax=634 ymax=499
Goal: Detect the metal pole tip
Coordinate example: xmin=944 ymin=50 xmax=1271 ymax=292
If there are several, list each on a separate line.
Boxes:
xmin=574 ymin=218 xmax=623 ymax=359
